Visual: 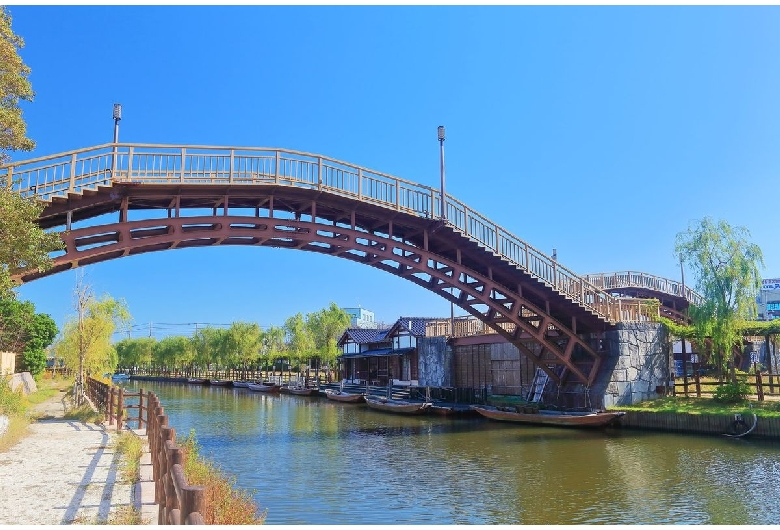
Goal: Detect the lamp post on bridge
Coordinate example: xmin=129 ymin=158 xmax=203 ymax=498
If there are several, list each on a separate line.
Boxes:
xmin=111 ymin=104 xmax=122 ymax=180
xmin=113 ymin=103 xmax=122 ymax=143
xmin=438 ymin=125 xmax=446 ymax=221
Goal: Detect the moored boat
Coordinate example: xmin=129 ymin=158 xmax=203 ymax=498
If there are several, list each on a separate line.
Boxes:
xmin=111 ymin=373 xmax=130 ymax=382
xmin=187 ymin=378 xmax=207 ymax=385
xmin=471 ymin=405 xmax=625 ymax=428
xmin=288 ymin=386 xmax=317 ymax=396
xmin=324 ymin=389 xmax=365 ymax=403
xmin=247 ymin=382 xmax=281 ymax=393
xmin=232 ymin=381 xmax=250 ymax=388
xmin=363 ymin=395 xmax=431 ymax=415
xmin=209 ymin=379 xmax=231 ymax=386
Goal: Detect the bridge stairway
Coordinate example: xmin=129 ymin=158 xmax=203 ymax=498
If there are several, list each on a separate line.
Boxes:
xmin=526 ymin=368 xmax=549 ymax=403
xmin=446 ymin=225 xmax=611 ymax=323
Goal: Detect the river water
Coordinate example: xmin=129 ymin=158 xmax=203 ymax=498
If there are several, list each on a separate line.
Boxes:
xmin=127 ymin=380 xmax=780 ymax=525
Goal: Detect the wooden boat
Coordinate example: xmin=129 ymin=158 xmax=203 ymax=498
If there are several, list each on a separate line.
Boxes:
xmin=324 ymin=389 xmax=365 ymax=403
xmin=187 ymin=378 xmax=207 ymax=385
xmin=247 ymin=382 xmax=281 ymax=393
xmin=471 ymin=405 xmax=625 ymax=428
xmin=288 ymin=386 xmax=317 ymax=396
xmin=363 ymin=395 xmax=431 ymax=415
xmin=429 ymin=403 xmax=477 ymax=417
xmin=209 ymin=379 xmax=231 ymax=386
xmin=232 ymin=380 xmax=250 ymax=388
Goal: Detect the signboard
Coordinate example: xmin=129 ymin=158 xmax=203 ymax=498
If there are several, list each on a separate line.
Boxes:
xmin=767 ymin=302 xmax=780 ymax=312
xmin=762 ymin=279 xmax=780 ymax=290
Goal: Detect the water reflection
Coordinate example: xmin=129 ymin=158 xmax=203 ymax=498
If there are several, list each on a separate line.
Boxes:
xmin=128 ymin=381 xmax=780 ymax=524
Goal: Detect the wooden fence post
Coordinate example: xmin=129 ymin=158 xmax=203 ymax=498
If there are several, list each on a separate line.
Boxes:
xmin=117 ymin=387 xmax=125 ymax=432
xmin=108 ymin=386 xmax=115 ymax=426
xmin=182 ymin=485 xmax=207 ymax=524
xmin=138 ymin=389 xmax=145 ymax=429
xmin=163 ymin=437 xmax=180 ymax=524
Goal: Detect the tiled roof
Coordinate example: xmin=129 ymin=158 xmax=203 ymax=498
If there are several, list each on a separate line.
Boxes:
xmin=388 ymin=317 xmax=434 ymax=337
xmin=337 ymin=328 xmax=390 ymax=346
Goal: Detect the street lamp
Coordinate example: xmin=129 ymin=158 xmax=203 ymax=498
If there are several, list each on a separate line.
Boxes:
xmin=438 ymin=126 xmax=446 ymax=220
xmin=112 ymin=103 xmax=122 ymax=143
xmin=111 ymin=104 xmax=122 ymax=180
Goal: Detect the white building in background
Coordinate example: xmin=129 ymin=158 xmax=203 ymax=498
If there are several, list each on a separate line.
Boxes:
xmin=757 ymin=278 xmax=780 ymax=321
xmin=343 ymin=307 xmax=376 ymax=329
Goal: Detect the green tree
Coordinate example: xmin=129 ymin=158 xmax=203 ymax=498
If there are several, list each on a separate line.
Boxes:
xmin=190 ymin=326 xmax=227 ymax=373
xmin=0 ymin=8 xmax=62 ymax=296
xmin=0 ymin=296 xmax=57 ymax=377
xmin=54 ymin=281 xmax=130 ymax=400
xmin=21 ymin=312 xmax=57 ymax=377
xmin=225 ymin=321 xmax=261 ymax=377
xmin=154 ymin=336 xmax=194 ymax=370
xmin=259 ymin=325 xmax=286 ymax=372
xmin=115 ymin=337 xmax=156 ymax=371
xmin=675 ymin=217 xmax=764 ymax=380
xmin=306 ymin=302 xmax=350 ymax=374
xmin=284 ymin=313 xmax=315 ymax=374
xmin=0 ymin=6 xmax=34 ymax=164
xmin=0 ymin=189 xmax=63 ymax=296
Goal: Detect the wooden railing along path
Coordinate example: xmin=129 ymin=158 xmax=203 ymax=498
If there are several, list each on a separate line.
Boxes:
xmin=86 ymin=377 xmax=206 ymax=524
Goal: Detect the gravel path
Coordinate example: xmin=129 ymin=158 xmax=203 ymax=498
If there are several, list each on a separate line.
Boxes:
xmin=0 ymin=392 xmax=137 ymax=525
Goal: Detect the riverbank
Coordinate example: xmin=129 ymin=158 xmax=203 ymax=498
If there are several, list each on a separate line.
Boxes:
xmin=0 ymin=391 xmax=153 ymax=524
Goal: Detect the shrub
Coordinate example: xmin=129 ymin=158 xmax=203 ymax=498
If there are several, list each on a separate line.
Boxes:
xmin=0 ymin=377 xmax=24 ymax=415
xmin=713 ymin=379 xmax=751 ymax=403
xmin=180 ymin=430 xmax=266 ymax=525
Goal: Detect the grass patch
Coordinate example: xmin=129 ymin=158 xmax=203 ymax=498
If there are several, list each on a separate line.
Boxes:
xmin=617 ymin=396 xmax=780 ymax=418
xmin=26 ymin=376 xmax=72 ymax=407
xmin=63 ymin=403 xmax=103 ymax=424
xmin=115 ymin=431 xmax=143 ymax=484
xmin=0 ymin=415 xmax=31 ymax=453
xmin=180 ymin=430 xmax=266 ymax=525
xmin=107 ymin=505 xmax=146 ymax=525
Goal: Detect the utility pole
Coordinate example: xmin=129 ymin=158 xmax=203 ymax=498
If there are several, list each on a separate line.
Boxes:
xmin=680 ymin=253 xmax=688 ymax=396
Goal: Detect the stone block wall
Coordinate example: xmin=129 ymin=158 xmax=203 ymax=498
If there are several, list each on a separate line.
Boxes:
xmin=417 ymin=337 xmax=452 ymax=387
xmin=592 ymin=322 xmax=670 ymax=408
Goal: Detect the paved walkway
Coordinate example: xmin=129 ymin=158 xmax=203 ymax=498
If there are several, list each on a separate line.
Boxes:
xmin=0 ymin=392 xmax=156 ymax=525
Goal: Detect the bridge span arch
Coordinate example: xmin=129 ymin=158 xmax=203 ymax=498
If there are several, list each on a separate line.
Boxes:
xmin=2 ymin=143 xmax=700 ymax=387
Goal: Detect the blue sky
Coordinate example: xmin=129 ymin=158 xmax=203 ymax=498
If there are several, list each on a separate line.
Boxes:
xmin=8 ymin=5 xmax=780 ymax=338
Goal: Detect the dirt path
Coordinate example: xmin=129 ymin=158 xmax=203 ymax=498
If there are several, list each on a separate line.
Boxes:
xmin=0 ymin=392 xmax=136 ymax=524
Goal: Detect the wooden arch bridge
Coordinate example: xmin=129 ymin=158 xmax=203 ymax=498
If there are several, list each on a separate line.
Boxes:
xmin=1 ymin=143 xmax=702 ymax=388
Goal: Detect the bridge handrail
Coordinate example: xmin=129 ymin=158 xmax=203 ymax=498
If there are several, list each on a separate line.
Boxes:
xmin=1 ymin=143 xmax=696 ymax=322
xmin=583 ymin=271 xmax=703 ymax=307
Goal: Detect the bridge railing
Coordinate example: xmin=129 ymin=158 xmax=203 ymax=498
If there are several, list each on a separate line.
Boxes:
xmin=583 ymin=271 xmax=704 ymax=307
xmin=1 ymin=143 xmax=698 ymax=323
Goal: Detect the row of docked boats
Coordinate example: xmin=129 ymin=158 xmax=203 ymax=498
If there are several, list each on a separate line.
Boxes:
xmin=184 ymin=377 xmax=624 ymax=428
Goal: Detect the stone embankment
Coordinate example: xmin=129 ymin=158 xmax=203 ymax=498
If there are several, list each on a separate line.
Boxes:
xmin=618 ymin=410 xmax=780 ymax=438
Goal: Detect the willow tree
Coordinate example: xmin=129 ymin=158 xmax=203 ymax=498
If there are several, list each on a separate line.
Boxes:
xmin=259 ymin=325 xmax=286 ymax=375
xmin=190 ymin=326 xmax=227 ymax=375
xmin=307 ymin=302 xmax=350 ymax=378
xmin=225 ymin=321 xmax=261 ymax=378
xmin=675 ymin=217 xmax=763 ymax=380
xmin=284 ymin=313 xmax=314 ymax=376
xmin=54 ymin=283 xmax=130 ymax=402
xmin=0 ymin=8 xmax=63 ymax=296
xmin=115 ymin=337 xmax=156 ymax=372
